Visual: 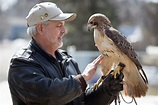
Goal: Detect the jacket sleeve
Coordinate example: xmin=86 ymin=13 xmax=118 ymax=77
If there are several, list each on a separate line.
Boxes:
xmin=8 ymin=58 xmax=85 ymax=105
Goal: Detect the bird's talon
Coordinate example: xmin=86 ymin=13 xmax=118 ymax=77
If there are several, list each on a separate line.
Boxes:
xmin=112 ymin=62 xmax=125 ymax=78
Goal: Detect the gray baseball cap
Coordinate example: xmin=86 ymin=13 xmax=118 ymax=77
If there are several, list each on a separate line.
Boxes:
xmin=26 ymin=2 xmax=76 ymax=27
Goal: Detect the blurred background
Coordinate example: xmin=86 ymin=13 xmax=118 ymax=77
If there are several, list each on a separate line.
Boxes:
xmin=0 ymin=0 xmax=158 ymax=104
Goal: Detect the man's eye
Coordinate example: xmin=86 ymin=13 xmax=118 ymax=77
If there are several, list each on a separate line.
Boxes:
xmin=57 ymin=24 xmax=62 ymax=27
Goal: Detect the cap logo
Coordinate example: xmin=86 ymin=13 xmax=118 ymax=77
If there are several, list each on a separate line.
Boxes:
xmin=40 ymin=13 xmax=48 ymax=20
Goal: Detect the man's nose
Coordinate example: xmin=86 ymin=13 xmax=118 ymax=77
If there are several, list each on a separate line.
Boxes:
xmin=62 ymin=26 xmax=67 ymax=34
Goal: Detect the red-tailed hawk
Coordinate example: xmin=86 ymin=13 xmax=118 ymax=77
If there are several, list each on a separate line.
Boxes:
xmin=87 ymin=13 xmax=148 ymax=98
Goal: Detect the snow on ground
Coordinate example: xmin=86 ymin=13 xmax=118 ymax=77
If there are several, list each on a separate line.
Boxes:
xmin=0 ymin=81 xmax=158 ymax=105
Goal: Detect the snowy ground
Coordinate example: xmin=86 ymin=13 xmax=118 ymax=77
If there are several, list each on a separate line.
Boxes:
xmin=0 ymin=81 xmax=158 ymax=105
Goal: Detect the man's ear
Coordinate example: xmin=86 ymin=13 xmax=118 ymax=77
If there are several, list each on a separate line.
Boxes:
xmin=36 ymin=24 xmax=43 ymax=35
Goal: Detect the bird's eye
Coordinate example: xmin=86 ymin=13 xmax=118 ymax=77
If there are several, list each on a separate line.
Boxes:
xmin=90 ymin=21 xmax=93 ymax=24
xmin=90 ymin=21 xmax=98 ymax=26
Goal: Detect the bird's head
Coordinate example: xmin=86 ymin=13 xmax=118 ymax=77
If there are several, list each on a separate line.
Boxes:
xmin=87 ymin=13 xmax=112 ymax=31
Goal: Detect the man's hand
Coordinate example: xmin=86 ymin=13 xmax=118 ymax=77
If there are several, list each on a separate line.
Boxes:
xmin=81 ymin=55 xmax=103 ymax=81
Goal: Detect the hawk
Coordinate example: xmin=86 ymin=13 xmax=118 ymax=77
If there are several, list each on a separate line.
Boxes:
xmin=87 ymin=13 xmax=148 ymax=98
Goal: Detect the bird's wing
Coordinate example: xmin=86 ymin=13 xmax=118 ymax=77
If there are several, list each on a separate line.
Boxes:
xmin=105 ymin=28 xmax=140 ymax=68
xmin=104 ymin=27 xmax=148 ymax=83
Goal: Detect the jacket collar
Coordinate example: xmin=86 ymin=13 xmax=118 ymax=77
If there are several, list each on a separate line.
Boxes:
xmin=30 ymin=38 xmax=63 ymax=61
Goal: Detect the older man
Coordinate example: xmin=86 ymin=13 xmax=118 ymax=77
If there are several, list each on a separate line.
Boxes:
xmin=8 ymin=2 xmax=124 ymax=105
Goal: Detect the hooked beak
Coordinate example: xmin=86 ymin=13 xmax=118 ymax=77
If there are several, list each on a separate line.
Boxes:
xmin=87 ymin=24 xmax=92 ymax=31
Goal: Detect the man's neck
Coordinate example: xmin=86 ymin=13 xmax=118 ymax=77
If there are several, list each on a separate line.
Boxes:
xmin=32 ymin=37 xmax=57 ymax=58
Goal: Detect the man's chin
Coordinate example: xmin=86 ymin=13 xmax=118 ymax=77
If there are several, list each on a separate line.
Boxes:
xmin=58 ymin=42 xmax=63 ymax=48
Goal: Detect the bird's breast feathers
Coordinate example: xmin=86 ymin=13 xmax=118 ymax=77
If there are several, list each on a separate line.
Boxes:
xmin=94 ymin=29 xmax=121 ymax=57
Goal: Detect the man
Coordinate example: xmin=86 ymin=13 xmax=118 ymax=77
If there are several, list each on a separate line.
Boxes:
xmin=8 ymin=2 xmax=124 ymax=105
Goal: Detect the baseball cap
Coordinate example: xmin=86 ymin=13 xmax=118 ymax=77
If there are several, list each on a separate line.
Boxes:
xmin=26 ymin=2 xmax=76 ymax=27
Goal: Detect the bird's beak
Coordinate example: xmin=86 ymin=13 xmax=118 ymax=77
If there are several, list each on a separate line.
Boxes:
xmin=87 ymin=24 xmax=92 ymax=31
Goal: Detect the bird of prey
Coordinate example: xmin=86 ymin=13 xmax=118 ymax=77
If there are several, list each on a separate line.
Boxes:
xmin=87 ymin=13 xmax=148 ymax=98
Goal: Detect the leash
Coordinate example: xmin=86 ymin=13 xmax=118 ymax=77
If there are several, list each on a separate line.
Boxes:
xmin=115 ymin=81 xmax=138 ymax=105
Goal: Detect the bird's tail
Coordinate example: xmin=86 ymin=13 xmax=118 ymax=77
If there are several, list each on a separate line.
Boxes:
xmin=123 ymin=67 xmax=148 ymax=98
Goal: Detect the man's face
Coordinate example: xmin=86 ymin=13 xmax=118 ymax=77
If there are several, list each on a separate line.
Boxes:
xmin=42 ymin=20 xmax=66 ymax=50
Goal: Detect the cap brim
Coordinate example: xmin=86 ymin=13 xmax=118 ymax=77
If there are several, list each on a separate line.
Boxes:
xmin=50 ymin=13 xmax=76 ymax=21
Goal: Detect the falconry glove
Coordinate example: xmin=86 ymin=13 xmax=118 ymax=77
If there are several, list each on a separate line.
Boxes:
xmin=100 ymin=70 xmax=124 ymax=96
xmin=84 ymin=71 xmax=124 ymax=105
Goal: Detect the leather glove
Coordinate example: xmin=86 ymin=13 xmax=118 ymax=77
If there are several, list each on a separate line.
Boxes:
xmin=84 ymin=71 xmax=124 ymax=105
xmin=98 ymin=70 xmax=124 ymax=96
